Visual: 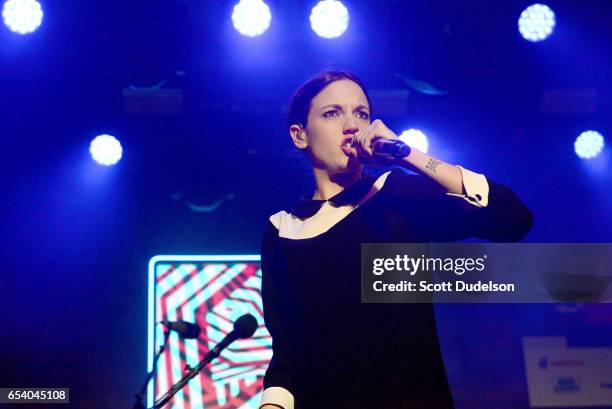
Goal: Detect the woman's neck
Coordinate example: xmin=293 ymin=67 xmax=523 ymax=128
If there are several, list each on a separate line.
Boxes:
xmin=311 ymin=167 xmax=362 ymax=200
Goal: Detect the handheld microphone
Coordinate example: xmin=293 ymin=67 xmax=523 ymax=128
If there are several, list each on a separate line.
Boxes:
xmin=372 ymin=139 xmax=412 ymax=159
xmin=160 ymin=320 xmax=201 ymax=339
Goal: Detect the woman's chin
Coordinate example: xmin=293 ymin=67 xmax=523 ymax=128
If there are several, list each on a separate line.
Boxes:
xmin=337 ymin=156 xmax=363 ymax=173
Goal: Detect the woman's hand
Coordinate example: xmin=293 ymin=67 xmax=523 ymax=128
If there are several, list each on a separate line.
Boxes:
xmin=344 ymin=119 xmax=462 ymax=195
xmin=341 ymin=119 xmax=400 ymax=163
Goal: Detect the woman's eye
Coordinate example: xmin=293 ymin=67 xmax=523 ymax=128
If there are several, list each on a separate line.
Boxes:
xmin=323 ymin=110 xmax=339 ymax=117
xmin=356 ymin=111 xmax=370 ymax=119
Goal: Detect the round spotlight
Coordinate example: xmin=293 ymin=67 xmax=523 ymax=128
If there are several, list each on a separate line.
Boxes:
xmin=90 ymin=134 xmax=123 ymax=166
xmin=399 ymin=129 xmax=429 ymax=153
xmin=574 ymin=130 xmax=604 ymax=159
xmin=2 ymin=0 xmax=43 ymax=34
xmin=310 ymin=0 xmax=349 ymax=39
xmin=518 ymin=4 xmax=555 ymax=42
xmin=231 ymin=0 xmax=271 ymax=37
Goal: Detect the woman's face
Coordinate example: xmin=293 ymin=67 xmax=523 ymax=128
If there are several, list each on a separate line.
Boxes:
xmin=299 ymin=79 xmax=371 ymax=175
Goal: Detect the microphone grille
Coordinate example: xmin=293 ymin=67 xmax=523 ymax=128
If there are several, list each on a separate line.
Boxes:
xmin=234 ymin=314 xmax=258 ymax=339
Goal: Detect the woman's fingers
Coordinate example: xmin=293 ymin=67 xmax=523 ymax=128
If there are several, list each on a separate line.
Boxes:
xmin=352 ymin=119 xmax=399 ymax=162
xmin=355 ymin=126 xmax=375 ymax=158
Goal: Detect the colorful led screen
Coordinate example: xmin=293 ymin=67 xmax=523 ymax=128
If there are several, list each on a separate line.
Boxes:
xmin=148 ymin=255 xmax=270 ymax=408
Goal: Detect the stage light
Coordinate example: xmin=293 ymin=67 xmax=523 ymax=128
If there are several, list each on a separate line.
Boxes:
xmin=90 ymin=134 xmax=123 ymax=166
xmin=518 ymin=4 xmax=555 ymax=42
xmin=231 ymin=0 xmax=271 ymax=37
xmin=310 ymin=0 xmax=349 ymax=39
xmin=2 ymin=0 xmax=43 ymax=34
xmin=574 ymin=130 xmax=604 ymax=159
xmin=399 ymin=129 xmax=429 ymax=153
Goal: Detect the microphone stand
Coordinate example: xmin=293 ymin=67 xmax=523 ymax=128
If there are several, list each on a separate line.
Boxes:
xmin=153 ymin=336 xmax=234 ymax=409
xmin=133 ymin=329 xmax=170 ymax=409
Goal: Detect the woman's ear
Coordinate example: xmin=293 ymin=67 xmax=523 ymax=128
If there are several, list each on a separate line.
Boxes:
xmin=289 ymin=124 xmax=308 ymax=150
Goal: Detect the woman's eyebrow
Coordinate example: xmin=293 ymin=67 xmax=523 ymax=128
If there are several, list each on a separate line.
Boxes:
xmin=319 ymin=103 xmax=370 ymax=111
xmin=319 ymin=103 xmax=342 ymax=111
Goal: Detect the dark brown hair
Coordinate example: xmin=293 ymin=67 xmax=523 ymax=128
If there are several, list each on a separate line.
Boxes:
xmin=287 ymin=70 xmax=372 ymax=128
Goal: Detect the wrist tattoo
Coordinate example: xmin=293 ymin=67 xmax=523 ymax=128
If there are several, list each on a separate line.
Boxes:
xmin=426 ymin=158 xmax=442 ymax=173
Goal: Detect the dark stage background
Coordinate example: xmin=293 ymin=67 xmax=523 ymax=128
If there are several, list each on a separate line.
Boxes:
xmin=1 ymin=0 xmax=611 ymax=407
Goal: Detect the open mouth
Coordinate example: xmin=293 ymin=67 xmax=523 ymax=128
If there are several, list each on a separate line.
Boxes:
xmin=341 ymin=140 xmax=356 ymax=159
xmin=341 ymin=135 xmax=355 ymax=149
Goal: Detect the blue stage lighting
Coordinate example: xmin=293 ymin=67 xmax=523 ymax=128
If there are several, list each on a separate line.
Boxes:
xmin=231 ymin=0 xmax=271 ymax=37
xmin=574 ymin=130 xmax=604 ymax=159
xmin=399 ymin=129 xmax=429 ymax=153
xmin=310 ymin=0 xmax=349 ymax=39
xmin=90 ymin=134 xmax=123 ymax=166
xmin=518 ymin=4 xmax=555 ymax=42
xmin=2 ymin=0 xmax=43 ymax=34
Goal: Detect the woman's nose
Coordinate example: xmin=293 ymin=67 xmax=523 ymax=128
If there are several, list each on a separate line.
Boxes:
xmin=343 ymin=115 xmax=359 ymax=134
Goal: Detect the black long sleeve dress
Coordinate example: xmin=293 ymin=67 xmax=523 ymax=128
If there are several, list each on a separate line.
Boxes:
xmin=260 ymin=168 xmax=533 ymax=409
